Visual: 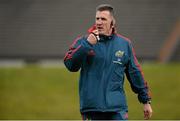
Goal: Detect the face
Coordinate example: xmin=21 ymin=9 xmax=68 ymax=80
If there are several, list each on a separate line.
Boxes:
xmin=95 ymin=10 xmax=113 ymax=36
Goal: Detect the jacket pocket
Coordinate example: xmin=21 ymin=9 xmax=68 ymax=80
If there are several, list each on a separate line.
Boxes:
xmin=81 ymin=73 xmax=99 ymax=108
xmin=106 ymin=89 xmax=127 ymax=108
xmin=106 ymin=64 xmax=127 ymax=108
xmin=112 ymin=63 xmax=125 ymax=85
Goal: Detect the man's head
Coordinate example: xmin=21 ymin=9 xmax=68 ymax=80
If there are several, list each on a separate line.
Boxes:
xmin=95 ymin=4 xmax=116 ymax=36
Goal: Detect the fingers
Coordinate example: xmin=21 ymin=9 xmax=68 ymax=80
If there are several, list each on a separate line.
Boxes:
xmin=87 ymin=31 xmax=99 ymax=45
xmin=144 ymin=110 xmax=151 ymax=120
xmin=143 ymin=104 xmax=152 ymax=120
xmin=92 ymin=29 xmax=99 ymax=35
xmin=144 ymin=109 xmax=152 ymax=120
xmin=91 ymin=29 xmax=100 ymax=41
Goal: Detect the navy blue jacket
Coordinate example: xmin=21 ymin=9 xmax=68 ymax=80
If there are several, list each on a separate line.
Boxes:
xmin=64 ymin=34 xmax=151 ymax=113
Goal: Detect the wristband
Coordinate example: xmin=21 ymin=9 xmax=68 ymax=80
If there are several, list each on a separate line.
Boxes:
xmin=144 ymin=100 xmax=151 ymax=104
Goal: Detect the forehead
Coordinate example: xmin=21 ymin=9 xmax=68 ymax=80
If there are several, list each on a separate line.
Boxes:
xmin=96 ymin=10 xmax=111 ymax=18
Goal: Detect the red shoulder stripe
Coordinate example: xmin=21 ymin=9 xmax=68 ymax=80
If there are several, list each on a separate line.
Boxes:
xmin=64 ymin=36 xmax=82 ymax=61
xmin=116 ymin=33 xmax=131 ymax=43
xmin=131 ymin=47 xmax=151 ymax=98
xmin=70 ymin=36 xmax=82 ymax=49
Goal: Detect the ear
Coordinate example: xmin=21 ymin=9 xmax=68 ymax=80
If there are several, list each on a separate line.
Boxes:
xmin=111 ymin=18 xmax=116 ymax=28
xmin=112 ymin=17 xmax=116 ymax=27
xmin=111 ymin=21 xmax=113 ymax=27
xmin=111 ymin=18 xmax=116 ymax=33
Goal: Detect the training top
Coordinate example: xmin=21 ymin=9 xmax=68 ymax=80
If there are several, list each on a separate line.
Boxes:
xmin=64 ymin=33 xmax=151 ymax=113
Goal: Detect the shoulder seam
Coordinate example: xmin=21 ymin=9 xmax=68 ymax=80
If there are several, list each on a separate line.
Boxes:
xmin=116 ymin=33 xmax=131 ymax=43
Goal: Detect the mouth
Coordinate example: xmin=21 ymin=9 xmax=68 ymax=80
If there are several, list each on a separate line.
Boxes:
xmin=97 ymin=27 xmax=104 ymax=31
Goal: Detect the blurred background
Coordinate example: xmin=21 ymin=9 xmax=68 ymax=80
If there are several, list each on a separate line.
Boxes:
xmin=0 ymin=0 xmax=179 ymax=119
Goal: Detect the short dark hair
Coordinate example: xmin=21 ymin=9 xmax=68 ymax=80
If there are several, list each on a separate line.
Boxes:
xmin=96 ymin=4 xmax=115 ymax=17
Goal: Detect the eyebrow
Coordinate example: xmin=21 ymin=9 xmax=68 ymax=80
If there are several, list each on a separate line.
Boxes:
xmin=96 ymin=17 xmax=107 ymax=20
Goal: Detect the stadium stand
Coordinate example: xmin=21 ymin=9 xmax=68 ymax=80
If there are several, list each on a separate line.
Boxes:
xmin=0 ymin=0 xmax=179 ymax=61
xmin=158 ymin=20 xmax=180 ymax=62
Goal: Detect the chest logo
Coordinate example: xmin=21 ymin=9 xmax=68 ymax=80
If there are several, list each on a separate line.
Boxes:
xmin=115 ymin=50 xmax=124 ymax=58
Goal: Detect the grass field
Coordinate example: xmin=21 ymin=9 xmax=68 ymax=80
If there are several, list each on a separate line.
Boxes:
xmin=0 ymin=63 xmax=180 ymax=119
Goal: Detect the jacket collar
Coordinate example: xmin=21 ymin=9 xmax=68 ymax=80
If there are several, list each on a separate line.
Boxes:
xmin=99 ymin=34 xmax=114 ymax=42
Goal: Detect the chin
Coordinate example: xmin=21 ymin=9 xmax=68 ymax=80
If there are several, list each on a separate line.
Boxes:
xmin=98 ymin=31 xmax=105 ymax=35
xmin=99 ymin=32 xmax=104 ymax=35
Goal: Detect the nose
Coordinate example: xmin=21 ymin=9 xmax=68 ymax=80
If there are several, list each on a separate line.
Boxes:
xmin=96 ymin=18 xmax=103 ymax=26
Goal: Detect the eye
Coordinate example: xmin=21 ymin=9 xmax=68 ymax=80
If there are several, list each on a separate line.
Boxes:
xmin=101 ymin=17 xmax=107 ymax=21
xmin=96 ymin=17 xmax=100 ymax=20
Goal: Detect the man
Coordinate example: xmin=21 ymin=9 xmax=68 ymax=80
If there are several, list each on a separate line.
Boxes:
xmin=64 ymin=4 xmax=152 ymax=120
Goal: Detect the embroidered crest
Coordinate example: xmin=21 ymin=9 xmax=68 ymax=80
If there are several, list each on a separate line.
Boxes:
xmin=113 ymin=50 xmax=125 ymax=65
xmin=115 ymin=50 xmax=124 ymax=57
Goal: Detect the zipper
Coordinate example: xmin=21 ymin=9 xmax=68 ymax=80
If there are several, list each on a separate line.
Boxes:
xmin=101 ymin=42 xmax=108 ymax=109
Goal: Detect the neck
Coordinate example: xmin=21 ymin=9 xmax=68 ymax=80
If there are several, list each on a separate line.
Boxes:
xmin=104 ymin=28 xmax=113 ymax=36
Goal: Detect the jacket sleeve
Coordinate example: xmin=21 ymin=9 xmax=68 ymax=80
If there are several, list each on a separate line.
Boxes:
xmin=64 ymin=36 xmax=93 ymax=72
xmin=125 ymin=42 xmax=151 ymax=104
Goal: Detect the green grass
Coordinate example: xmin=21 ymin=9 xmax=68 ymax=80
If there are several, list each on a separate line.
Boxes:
xmin=125 ymin=63 xmax=180 ymax=119
xmin=0 ymin=63 xmax=180 ymax=119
